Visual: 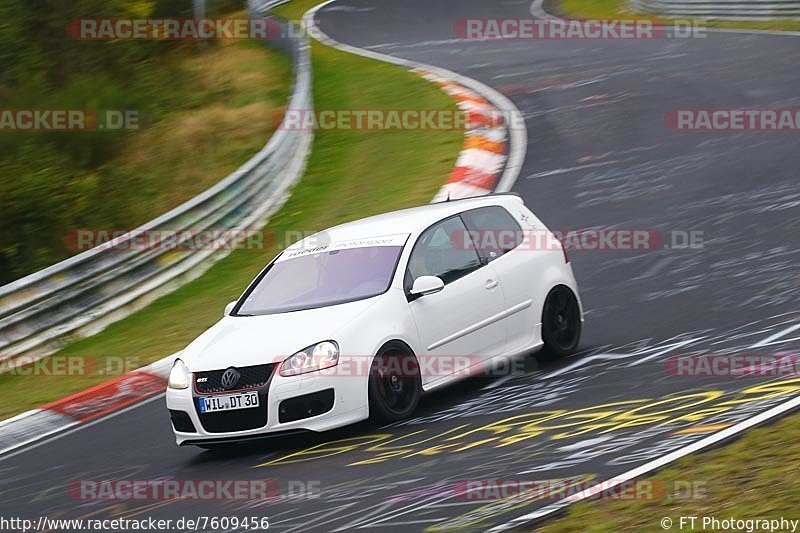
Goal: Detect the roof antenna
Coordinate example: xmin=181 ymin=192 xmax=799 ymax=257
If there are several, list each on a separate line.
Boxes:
xmin=446 ymin=191 xmax=451 ymax=202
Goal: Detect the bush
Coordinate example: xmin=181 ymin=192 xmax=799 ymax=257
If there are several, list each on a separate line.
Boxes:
xmin=0 ymin=1 xmax=252 ymax=283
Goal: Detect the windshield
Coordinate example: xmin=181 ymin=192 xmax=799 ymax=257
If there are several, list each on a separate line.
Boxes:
xmin=237 ymin=245 xmax=405 ymax=315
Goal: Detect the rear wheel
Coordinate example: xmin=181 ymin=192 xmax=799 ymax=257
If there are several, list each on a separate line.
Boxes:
xmin=541 ymin=285 xmax=581 ymax=357
xmin=368 ymin=345 xmax=421 ymax=422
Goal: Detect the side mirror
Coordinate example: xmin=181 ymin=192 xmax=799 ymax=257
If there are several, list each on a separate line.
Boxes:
xmin=410 ymin=276 xmax=445 ymax=298
xmin=224 ymin=301 xmax=237 ymax=317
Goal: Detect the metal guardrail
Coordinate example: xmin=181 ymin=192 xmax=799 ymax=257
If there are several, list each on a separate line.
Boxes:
xmin=631 ymin=0 xmax=800 ymax=18
xmin=0 ymin=3 xmax=312 ymax=366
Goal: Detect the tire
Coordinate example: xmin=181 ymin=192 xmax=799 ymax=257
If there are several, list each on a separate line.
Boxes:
xmin=368 ymin=344 xmax=422 ymax=422
xmin=541 ymin=285 xmax=582 ymax=357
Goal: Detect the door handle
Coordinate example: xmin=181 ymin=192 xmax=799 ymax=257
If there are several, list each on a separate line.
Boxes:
xmin=485 ymin=279 xmax=499 ymax=290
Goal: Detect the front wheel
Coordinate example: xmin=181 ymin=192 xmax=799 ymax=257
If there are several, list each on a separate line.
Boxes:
xmin=368 ymin=347 xmax=421 ymax=422
xmin=541 ymin=285 xmax=581 ymax=357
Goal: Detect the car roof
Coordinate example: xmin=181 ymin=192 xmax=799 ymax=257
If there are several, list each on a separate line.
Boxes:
xmin=285 ymin=193 xmax=524 ymax=253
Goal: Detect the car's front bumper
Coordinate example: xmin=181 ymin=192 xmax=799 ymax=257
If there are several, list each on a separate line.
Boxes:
xmin=166 ymin=371 xmax=369 ymax=446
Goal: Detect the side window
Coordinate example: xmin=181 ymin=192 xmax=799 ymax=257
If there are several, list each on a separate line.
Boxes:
xmin=406 ymin=216 xmax=482 ymax=289
xmin=461 ymin=206 xmax=524 ymax=262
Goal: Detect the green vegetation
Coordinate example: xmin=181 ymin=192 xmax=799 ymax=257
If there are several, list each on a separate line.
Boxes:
xmin=0 ymin=0 xmax=290 ymax=283
xmin=0 ymin=0 xmax=463 ymax=418
xmin=542 ymin=411 xmax=800 ymax=531
xmin=558 ymin=0 xmax=800 ymax=31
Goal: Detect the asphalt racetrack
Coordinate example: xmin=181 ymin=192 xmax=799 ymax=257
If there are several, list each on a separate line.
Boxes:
xmin=2 ymin=0 xmax=800 ymax=531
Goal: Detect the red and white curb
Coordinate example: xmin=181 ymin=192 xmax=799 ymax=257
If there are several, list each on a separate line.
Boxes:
xmin=417 ymin=71 xmax=511 ymax=202
xmin=0 ymin=0 xmax=528 ymax=457
xmin=303 ymin=0 xmax=527 ymax=198
xmin=0 ymin=354 xmax=175 ymax=456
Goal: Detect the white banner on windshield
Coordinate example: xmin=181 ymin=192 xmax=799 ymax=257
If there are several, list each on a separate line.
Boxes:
xmin=277 ymin=233 xmax=409 ymax=262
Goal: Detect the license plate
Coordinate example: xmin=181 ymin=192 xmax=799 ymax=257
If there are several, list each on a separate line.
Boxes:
xmin=198 ymin=391 xmax=259 ymax=413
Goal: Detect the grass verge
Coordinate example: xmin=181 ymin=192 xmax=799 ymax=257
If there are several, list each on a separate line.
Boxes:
xmin=113 ymin=39 xmax=291 ymax=221
xmin=556 ymin=0 xmax=800 ymax=32
xmin=542 ymin=409 xmax=800 ymax=532
xmin=0 ymin=0 xmax=463 ymax=419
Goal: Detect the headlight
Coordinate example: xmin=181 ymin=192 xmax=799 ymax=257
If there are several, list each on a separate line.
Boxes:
xmin=168 ymin=359 xmax=190 ymax=389
xmin=280 ymin=341 xmax=339 ymax=377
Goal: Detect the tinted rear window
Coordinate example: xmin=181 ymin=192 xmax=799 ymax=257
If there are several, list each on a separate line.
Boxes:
xmin=461 ymin=206 xmax=524 ymax=259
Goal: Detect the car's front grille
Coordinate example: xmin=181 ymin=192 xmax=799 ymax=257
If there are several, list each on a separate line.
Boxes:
xmin=194 ymin=363 xmax=275 ymax=394
xmin=193 ymin=363 xmax=276 ymax=433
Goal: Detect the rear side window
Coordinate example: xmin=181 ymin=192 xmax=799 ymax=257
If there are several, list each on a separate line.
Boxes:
xmin=406 ymin=216 xmax=482 ymax=288
xmin=461 ymin=206 xmax=524 ymax=262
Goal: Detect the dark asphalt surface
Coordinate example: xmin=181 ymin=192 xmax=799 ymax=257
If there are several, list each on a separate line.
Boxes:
xmin=2 ymin=1 xmax=800 ymax=531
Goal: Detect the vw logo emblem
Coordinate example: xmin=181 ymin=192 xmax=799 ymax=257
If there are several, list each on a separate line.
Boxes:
xmin=220 ymin=367 xmax=241 ymax=390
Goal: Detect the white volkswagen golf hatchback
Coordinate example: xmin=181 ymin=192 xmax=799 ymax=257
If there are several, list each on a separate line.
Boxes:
xmin=167 ymin=194 xmax=582 ymax=448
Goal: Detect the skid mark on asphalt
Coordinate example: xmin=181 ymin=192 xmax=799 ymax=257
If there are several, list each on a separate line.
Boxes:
xmin=258 ymin=379 xmax=797 ymax=468
xmin=238 ymin=317 xmax=800 ymax=529
xmin=7 ymin=381 xmax=795 ymax=531
xmin=255 ymin=387 xmax=798 ymax=530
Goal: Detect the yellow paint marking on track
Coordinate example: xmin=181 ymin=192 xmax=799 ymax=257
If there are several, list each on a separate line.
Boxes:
xmin=674 ymin=423 xmax=733 ymax=435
